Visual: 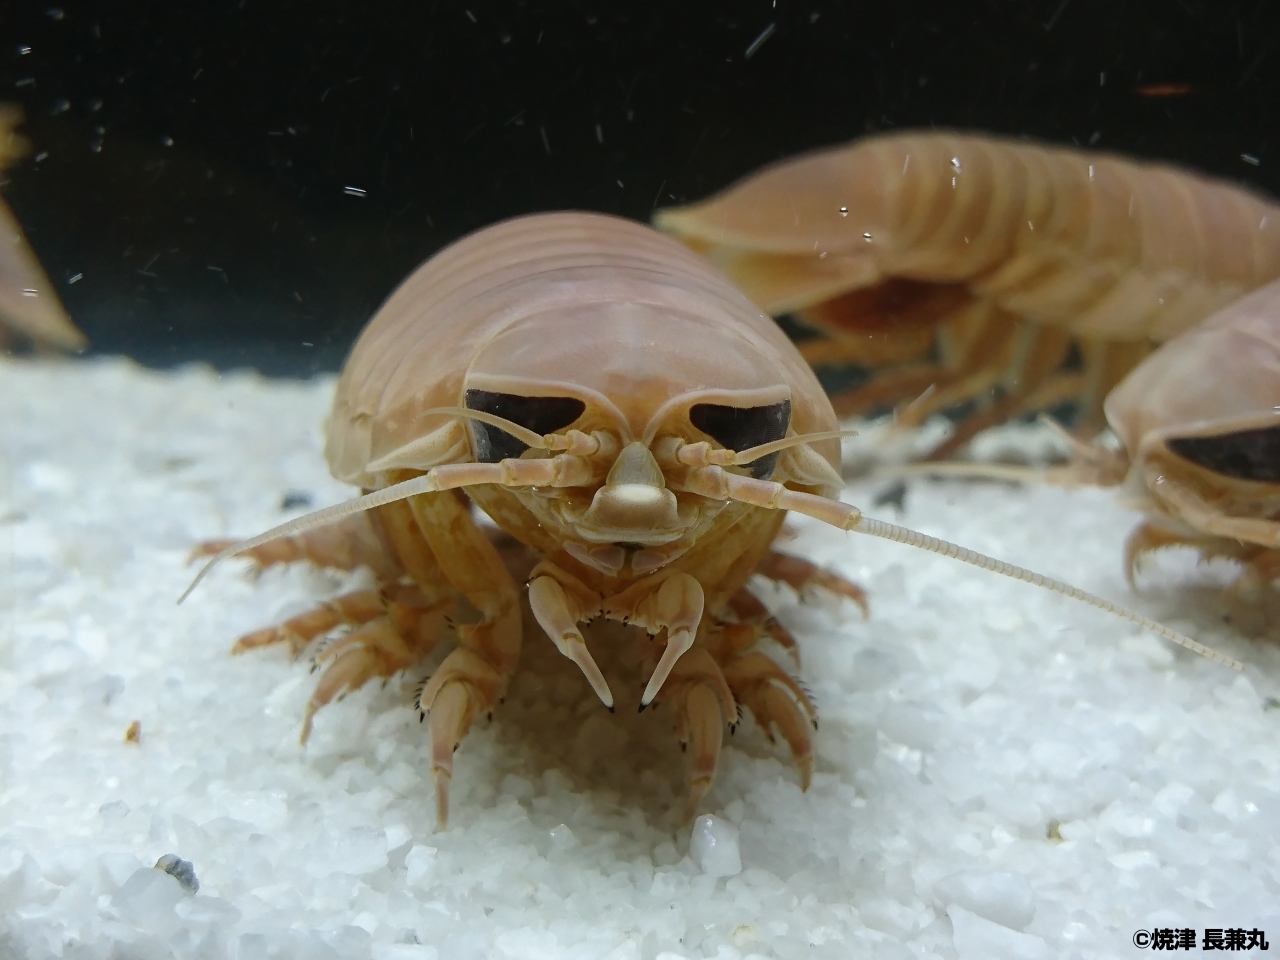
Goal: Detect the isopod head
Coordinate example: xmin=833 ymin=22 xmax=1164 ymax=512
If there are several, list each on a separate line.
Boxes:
xmin=1104 ymin=280 xmax=1280 ymax=550
xmin=323 ymin=212 xmax=847 ymax=577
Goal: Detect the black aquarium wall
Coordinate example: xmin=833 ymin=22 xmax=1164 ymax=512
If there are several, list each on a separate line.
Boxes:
xmin=2 ymin=0 xmax=1277 ymax=374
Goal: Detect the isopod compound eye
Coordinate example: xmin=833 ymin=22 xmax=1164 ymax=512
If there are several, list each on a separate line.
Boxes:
xmin=1167 ymin=426 xmax=1280 ymax=484
xmin=464 ymin=389 xmax=586 ymax=462
xmin=690 ymin=399 xmax=792 ymax=479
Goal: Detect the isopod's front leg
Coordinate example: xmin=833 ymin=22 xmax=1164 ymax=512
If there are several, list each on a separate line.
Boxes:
xmin=401 ymin=485 xmax=523 ymax=826
xmin=526 ymin=560 xmax=614 ymax=709
xmin=602 ymin=572 xmax=706 ymax=708
xmin=1124 ymin=520 xmax=1280 ymax=596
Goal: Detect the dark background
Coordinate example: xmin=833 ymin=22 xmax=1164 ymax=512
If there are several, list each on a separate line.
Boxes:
xmin=2 ymin=0 xmax=1278 ymax=375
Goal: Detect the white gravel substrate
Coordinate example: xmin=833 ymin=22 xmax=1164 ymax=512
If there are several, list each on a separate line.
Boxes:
xmin=3 ymin=355 xmax=1279 ymax=960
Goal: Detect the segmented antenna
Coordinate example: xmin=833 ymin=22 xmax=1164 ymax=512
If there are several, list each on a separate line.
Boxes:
xmin=851 ymin=515 xmax=1244 ymax=671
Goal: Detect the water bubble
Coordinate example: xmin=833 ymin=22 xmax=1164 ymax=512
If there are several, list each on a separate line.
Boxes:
xmin=951 ymin=156 xmax=962 ymax=172
xmin=839 ymin=206 xmax=848 ymax=217
xmin=863 ymin=232 xmax=873 ymax=242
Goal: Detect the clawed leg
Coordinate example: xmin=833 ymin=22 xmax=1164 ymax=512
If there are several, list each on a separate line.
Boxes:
xmin=189 ymin=510 xmax=403 ymax=581
xmin=726 ymin=588 xmax=801 ymax=666
xmin=209 ymin=479 xmax=523 ymax=827
xmin=397 ymin=481 xmax=523 ymax=826
xmin=603 ymin=572 xmax=706 ymax=709
xmin=646 ymin=646 xmax=736 ymax=821
xmin=756 ymin=550 xmax=869 ymax=617
xmin=302 ymin=600 xmax=453 ymax=743
xmin=719 ymin=650 xmax=818 ymax=791
xmin=1125 ymin=521 xmax=1280 ymax=596
xmin=231 ymin=588 xmax=387 ymax=659
xmin=527 ymin=561 xmax=614 ymax=709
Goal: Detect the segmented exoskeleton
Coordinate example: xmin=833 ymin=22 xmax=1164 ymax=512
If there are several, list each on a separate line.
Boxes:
xmin=656 ymin=131 xmax=1280 ymax=457
xmin=187 ymin=212 xmax=1240 ymax=826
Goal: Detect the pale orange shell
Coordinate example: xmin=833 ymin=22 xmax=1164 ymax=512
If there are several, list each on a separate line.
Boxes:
xmin=656 ymin=131 xmax=1280 ymax=343
xmin=326 ymin=212 xmax=838 ymax=487
xmin=1105 ymin=276 xmax=1280 ymax=461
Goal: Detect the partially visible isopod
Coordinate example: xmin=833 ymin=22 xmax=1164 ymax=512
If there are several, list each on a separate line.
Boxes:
xmin=1097 ymin=278 xmax=1280 ymax=594
xmin=0 ymin=105 xmax=84 ymax=353
xmin=917 ymin=278 xmax=1280 ymax=609
xmin=655 ymin=131 xmax=1280 ymax=457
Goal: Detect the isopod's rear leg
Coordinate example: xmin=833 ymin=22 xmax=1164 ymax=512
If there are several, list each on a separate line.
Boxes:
xmin=643 ymin=644 xmax=735 ymax=822
xmin=705 ymin=620 xmax=819 ymax=792
xmin=300 ymin=595 xmax=455 ymax=743
xmin=823 ymin=300 xmax=1018 ymax=420
xmin=917 ymin=323 xmax=1074 ymax=459
xmin=189 ymin=510 xmax=404 ymax=582
xmin=757 ymin=550 xmax=869 ymax=617
xmin=727 ymin=588 xmax=801 ymax=666
xmin=393 ymin=475 xmax=523 ymax=826
xmin=232 ymin=589 xmax=387 ymax=658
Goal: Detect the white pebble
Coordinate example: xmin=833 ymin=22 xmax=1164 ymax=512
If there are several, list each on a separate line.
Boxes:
xmin=690 ymin=815 xmax=741 ymax=878
xmin=948 ymin=905 xmax=1052 ymax=960
xmin=112 ymin=867 xmax=184 ymax=935
xmin=933 ymin=869 xmax=1036 ymax=930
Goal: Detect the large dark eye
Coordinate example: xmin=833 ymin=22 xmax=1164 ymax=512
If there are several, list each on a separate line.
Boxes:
xmin=464 ymin=389 xmax=586 ymax=463
xmin=690 ymin=399 xmax=791 ymax=479
xmin=1167 ymin=426 xmax=1280 ymax=484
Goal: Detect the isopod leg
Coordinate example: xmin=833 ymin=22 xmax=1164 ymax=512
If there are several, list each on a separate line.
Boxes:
xmin=1124 ymin=521 xmax=1280 ymax=593
xmin=300 ymin=604 xmax=452 ymax=743
xmin=397 ymin=477 xmax=522 ymax=826
xmin=231 ymin=588 xmax=386 ymax=658
xmin=756 ymin=550 xmax=869 ymax=617
xmin=726 ymin=588 xmax=800 ymax=665
xmin=527 ymin=569 xmax=614 ymax=709
xmin=720 ymin=651 xmax=817 ymax=790
xmin=647 ymin=646 xmax=735 ymax=822
xmin=701 ymin=620 xmax=818 ymax=792
xmin=822 ymin=301 xmax=1019 ymax=420
xmin=189 ymin=510 xmax=404 ymax=582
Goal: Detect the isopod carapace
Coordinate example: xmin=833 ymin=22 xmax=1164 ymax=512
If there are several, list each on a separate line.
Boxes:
xmin=1092 ymin=278 xmax=1280 ymax=592
xmin=916 ymin=278 xmax=1280 ymax=609
xmin=0 ymin=104 xmax=85 ymax=354
xmin=187 ymin=211 xmax=1239 ymax=826
xmin=655 ymin=131 xmax=1280 ymax=457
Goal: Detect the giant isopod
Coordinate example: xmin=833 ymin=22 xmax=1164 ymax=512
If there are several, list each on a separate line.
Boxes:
xmin=186 ymin=211 xmax=1240 ymax=825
